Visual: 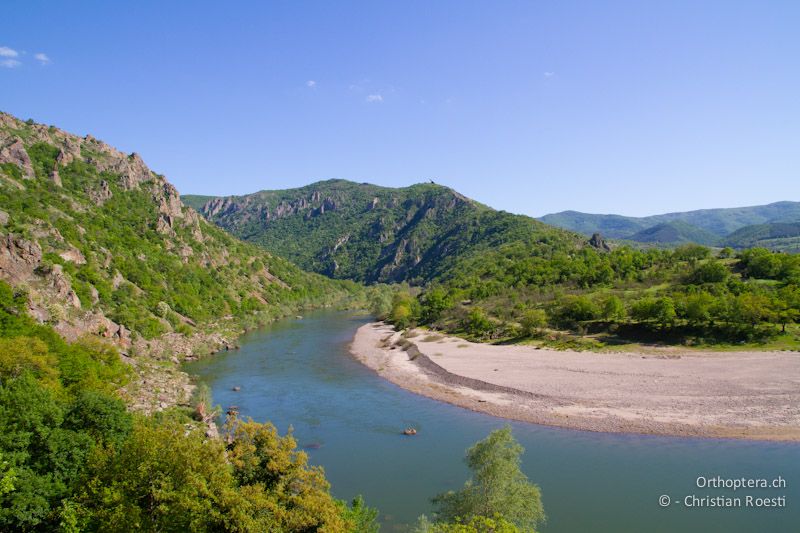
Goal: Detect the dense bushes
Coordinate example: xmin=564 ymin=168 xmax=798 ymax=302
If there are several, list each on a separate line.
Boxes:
xmin=388 ymin=244 xmax=800 ymax=346
xmin=0 ymin=280 xmax=377 ymax=531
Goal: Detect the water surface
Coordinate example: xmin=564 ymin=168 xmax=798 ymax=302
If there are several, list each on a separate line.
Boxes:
xmin=185 ymin=311 xmax=799 ymax=532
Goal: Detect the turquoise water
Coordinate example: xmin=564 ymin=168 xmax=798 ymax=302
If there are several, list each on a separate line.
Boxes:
xmin=185 ymin=311 xmax=799 ymax=532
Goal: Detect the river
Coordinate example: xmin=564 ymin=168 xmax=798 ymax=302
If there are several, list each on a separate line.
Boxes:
xmin=184 ymin=311 xmax=799 ymax=532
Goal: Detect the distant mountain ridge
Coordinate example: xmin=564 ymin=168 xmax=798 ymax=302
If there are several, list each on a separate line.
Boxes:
xmin=184 ymin=179 xmax=586 ymax=284
xmin=539 ymin=201 xmax=800 ymax=249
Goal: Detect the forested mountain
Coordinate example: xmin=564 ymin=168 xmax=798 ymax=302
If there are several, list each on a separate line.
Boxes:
xmin=184 ymin=180 xmax=586 ymax=284
xmin=540 ymin=201 xmax=800 ymax=247
xmin=722 ymin=222 xmax=800 ymax=253
xmin=626 ymin=221 xmax=719 ymax=246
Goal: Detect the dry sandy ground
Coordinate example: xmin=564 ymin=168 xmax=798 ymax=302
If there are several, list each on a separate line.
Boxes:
xmin=349 ymin=322 xmax=800 ymax=441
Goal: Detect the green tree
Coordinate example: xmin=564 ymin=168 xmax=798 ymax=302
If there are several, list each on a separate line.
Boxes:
xmin=553 ymin=296 xmax=600 ymax=326
xmin=464 ymin=308 xmax=494 ymax=338
xmin=416 ymin=514 xmax=520 ymax=532
xmin=390 ymin=292 xmax=420 ymax=330
xmin=679 ymin=292 xmax=715 ymax=326
xmin=431 ymin=427 xmax=544 ymax=532
xmin=718 ymin=247 xmax=734 ymax=259
xmin=340 ymin=495 xmax=380 ymax=533
xmin=729 ymin=293 xmax=773 ymax=330
xmin=631 ymin=297 xmax=676 ymax=329
xmin=600 ymin=296 xmax=626 ymax=322
xmin=520 ymin=309 xmax=547 ymax=337
xmin=0 ymin=454 xmax=14 ymax=496
xmin=688 ymin=261 xmax=729 ymax=284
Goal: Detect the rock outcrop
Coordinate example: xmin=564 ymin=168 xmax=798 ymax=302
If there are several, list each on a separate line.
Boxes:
xmin=0 ymin=138 xmax=34 ymax=179
xmin=0 ymin=234 xmax=42 ymax=284
xmin=589 ymin=232 xmax=612 ymax=252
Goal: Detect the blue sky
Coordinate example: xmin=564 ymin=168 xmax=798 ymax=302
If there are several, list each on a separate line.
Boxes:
xmin=2 ymin=1 xmax=798 ymax=217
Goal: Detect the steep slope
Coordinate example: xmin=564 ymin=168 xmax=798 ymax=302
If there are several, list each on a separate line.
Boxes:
xmin=0 ymin=112 xmax=357 ymax=356
xmin=626 ymin=221 xmax=719 ymax=246
xmin=540 ymin=201 xmax=800 ymax=240
xmin=722 ymin=222 xmax=800 ymax=252
xmin=184 ymin=179 xmax=586 ymax=284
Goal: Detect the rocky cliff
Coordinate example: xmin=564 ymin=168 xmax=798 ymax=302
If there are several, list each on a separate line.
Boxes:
xmin=0 ymin=112 xmax=356 ymax=411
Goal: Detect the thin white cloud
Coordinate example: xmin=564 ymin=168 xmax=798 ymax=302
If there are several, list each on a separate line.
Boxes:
xmin=306 ymin=80 xmax=316 ymax=88
xmin=366 ymin=94 xmax=383 ymax=103
xmin=0 ymin=59 xmax=21 ymax=68
xmin=0 ymin=46 xmax=19 ymax=58
xmin=34 ymin=53 xmax=50 ymax=65
xmin=543 ymin=71 xmax=555 ymax=78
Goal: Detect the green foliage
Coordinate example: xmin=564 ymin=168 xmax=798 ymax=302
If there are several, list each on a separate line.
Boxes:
xmin=520 ymin=309 xmax=547 ymax=337
xmin=189 ymin=179 xmax=583 ymax=284
xmin=340 ymin=495 xmax=380 ymax=533
xmin=552 ymin=296 xmax=600 ymax=327
xmin=0 ymin=276 xmax=369 ymax=531
xmin=416 ymin=514 xmax=521 ymax=532
xmin=631 ymin=297 xmax=676 ymax=328
xmin=431 ymin=426 xmax=544 ymax=533
xmin=600 ymin=295 xmax=626 ymax=322
xmin=463 ymin=307 xmax=494 ymax=339
xmin=390 ymin=292 xmax=421 ymax=330
xmin=0 ymin=453 xmax=15 ymax=496
xmin=688 ymin=260 xmax=729 ymax=284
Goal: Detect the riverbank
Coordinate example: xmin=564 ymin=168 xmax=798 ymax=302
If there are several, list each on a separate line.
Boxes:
xmin=350 ymin=322 xmax=800 ymax=441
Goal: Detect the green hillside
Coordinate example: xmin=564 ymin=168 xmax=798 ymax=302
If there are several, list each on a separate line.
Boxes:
xmin=535 ymin=210 xmax=647 ymax=238
xmin=0 ymin=112 xmax=379 ymax=531
xmin=723 ymin=222 xmax=800 ymax=253
xmin=184 ymin=180 xmax=585 ymax=284
xmin=0 ymin=113 xmax=359 ymax=348
xmin=540 ymin=201 xmax=800 ymax=245
xmin=627 ymin=221 xmax=719 ymax=246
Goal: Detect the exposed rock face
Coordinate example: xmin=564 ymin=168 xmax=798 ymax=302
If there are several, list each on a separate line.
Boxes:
xmin=0 ymin=234 xmax=42 ymax=284
xmin=589 ymin=232 xmax=611 ymax=252
xmin=88 ymin=179 xmax=113 ymax=204
xmin=0 ymin=210 xmax=8 ymax=225
xmin=0 ymin=138 xmax=35 ymax=179
xmin=157 ymin=182 xmax=183 ymax=219
xmin=48 ymin=264 xmax=81 ymax=309
xmin=58 ymin=246 xmax=86 ymax=264
xmin=50 ymin=167 xmax=62 ymax=187
xmin=156 ymin=214 xmax=175 ymax=235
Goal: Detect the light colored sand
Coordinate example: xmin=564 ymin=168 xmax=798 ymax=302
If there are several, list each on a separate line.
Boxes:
xmin=349 ymin=323 xmax=800 ymax=441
